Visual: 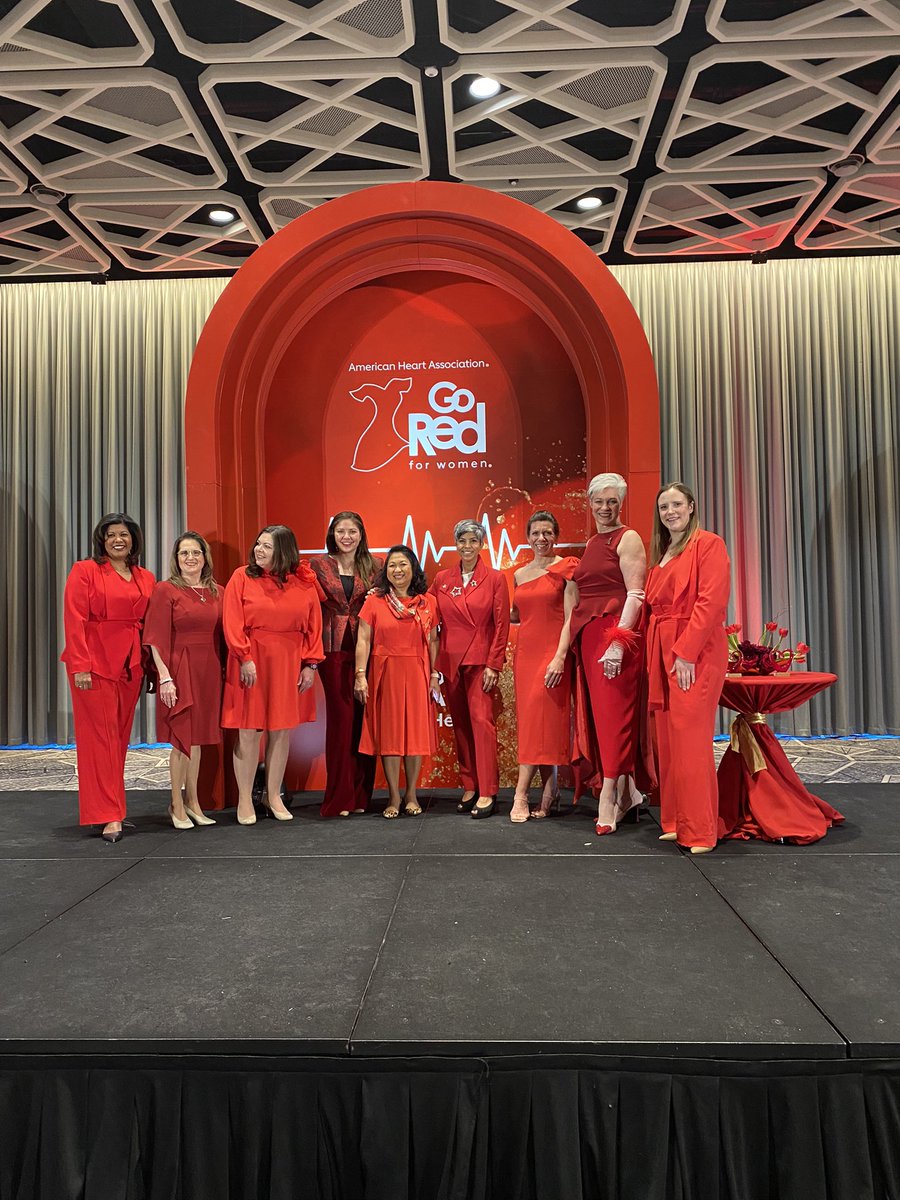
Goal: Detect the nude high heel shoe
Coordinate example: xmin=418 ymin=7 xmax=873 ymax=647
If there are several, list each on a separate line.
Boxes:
xmin=184 ymin=803 xmax=216 ymax=825
xmin=168 ymin=805 xmax=193 ymax=830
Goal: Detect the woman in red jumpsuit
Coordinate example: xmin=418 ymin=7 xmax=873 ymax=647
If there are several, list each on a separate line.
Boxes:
xmin=222 ymin=525 xmax=324 ymax=825
xmin=61 ymin=513 xmax=156 ymax=842
xmin=646 ymin=483 xmax=730 ymax=853
xmin=569 ymin=474 xmax=647 ymax=835
xmin=144 ymin=531 xmax=224 ymax=829
xmin=310 ymin=511 xmax=381 ymax=818
xmin=510 ymin=511 xmax=579 ymax=821
xmin=354 ymin=546 xmax=440 ymax=818
xmin=430 ymin=520 xmax=510 ymax=819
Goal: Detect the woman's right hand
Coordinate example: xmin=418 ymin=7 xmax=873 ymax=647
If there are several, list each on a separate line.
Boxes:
xmin=354 ymin=676 xmax=368 ymax=704
xmin=159 ymin=680 xmax=178 ymax=709
xmin=240 ymin=660 xmax=257 ymax=688
xmin=544 ymin=654 xmax=565 ymax=688
xmin=74 ymin=671 xmax=92 ymax=691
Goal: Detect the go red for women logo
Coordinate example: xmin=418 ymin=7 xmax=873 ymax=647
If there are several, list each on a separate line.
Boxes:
xmin=350 ymin=378 xmax=487 ymax=473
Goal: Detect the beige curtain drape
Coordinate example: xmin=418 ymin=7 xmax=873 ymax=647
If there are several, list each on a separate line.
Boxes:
xmin=1 ymin=258 xmax=897 ymax=744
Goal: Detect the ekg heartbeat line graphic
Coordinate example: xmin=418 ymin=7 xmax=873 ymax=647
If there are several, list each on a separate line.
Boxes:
xmin=299 ymin=514 xmax=583 ymax=570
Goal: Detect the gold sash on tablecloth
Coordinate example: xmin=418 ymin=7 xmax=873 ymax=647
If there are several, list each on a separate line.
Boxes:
xmin=729 ymin=713 xmax=768 ymax=775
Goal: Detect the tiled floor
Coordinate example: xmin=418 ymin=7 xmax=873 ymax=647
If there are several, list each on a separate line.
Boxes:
xmin=0 ymin=738 xmax=898 ymax=792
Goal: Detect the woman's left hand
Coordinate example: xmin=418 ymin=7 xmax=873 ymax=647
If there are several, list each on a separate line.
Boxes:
xmin=159 ymin=679 xmax=177 ymax=708
xmin=672 ymin=656 xmax=696 ymax=691
xmin=544 ymin=655 xmax=565 ymax=688
xmin=482 ymin=666 xmax=499 ymax=692
xmin=298 ymin=666 xmax=317 ymax=693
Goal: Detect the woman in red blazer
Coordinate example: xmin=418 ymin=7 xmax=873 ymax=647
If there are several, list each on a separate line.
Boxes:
xmin=310 ymin=511 xmax=381 ymax=818
xmin=646 ymin=483 xmax=730 ymax=853
xmin=430 ymin=520 xmax=510 ymax=818
xmin=61 ymin=513 xmax=156 ymax=842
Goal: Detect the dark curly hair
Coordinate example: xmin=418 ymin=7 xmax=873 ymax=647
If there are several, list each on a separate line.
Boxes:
xmin=91 ymin=513 xmax=143 ymax=566
xmin=246 ymin=525 xmax=299 ymax=586
xmin=375 ymin=545 xmax=428 ymax=597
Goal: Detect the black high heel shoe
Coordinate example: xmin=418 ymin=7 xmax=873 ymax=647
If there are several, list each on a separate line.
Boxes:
xmin=471 ymin=796 xmax=495 ymax=819
xmin=457 ymin=792 xmax=477 ymax=813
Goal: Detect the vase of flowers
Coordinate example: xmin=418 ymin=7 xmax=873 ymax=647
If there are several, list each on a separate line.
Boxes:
xmin=725 ymin=622 xmax=809 ymax=676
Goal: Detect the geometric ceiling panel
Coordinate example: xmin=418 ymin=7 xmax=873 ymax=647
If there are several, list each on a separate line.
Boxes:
xmin=0 ymin=0 xmax=153 ymax=71
xmin=708 ymin=0 xmax=900 ymax=42
xmin=0 ymin=68 xmax=227 ymax=193
xmin=447 ymin=51 xmax=666 ymax=181
xmin=479 ymin=180 xmax=627 ymax=254
xmin=794 ymin=166 xmax=900 ymax=250
xmin=625 ymin=171 xmax=827 ymax=257
xmin=659 ymin=40 xmax=900 ymax=172
xmin=0 ymin=199 xmax=110 ymax=277
xmin=868 ymin=104 xmax=900 ymax=163
xmin=259 ymin=183 xmax=378 ymax=231
xmin=0 ymin=146 xmax=27 ymax=196
xmin=70 ymin=191 xmax=266 ymax=272
xmin=201 ymin=61 xmax=427 ymax=186
xmin=439 ymin=0 xmax=690 ymax=51
xmin=154 ymin=0 xmax=415 ymax=62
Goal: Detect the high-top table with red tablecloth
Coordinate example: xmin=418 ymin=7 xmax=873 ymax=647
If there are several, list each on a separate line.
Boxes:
xmin=717 ymin=673 xmax=844 ymax=844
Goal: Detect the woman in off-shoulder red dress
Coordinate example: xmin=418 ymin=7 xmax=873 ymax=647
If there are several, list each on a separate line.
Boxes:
xmin=222 ymin=525 xmax=324 ymax=825
xmin=510 ymin=511 xmax=579 ymax=821
xmin=144 ymin=531 xmax=224 ymax=829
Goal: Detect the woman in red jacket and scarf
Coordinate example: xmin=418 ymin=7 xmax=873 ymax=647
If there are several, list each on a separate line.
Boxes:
xmin=430 ymin=519 xmax=510 ymax=819
xmin=646 ymin=483 xmax=730 ymax=853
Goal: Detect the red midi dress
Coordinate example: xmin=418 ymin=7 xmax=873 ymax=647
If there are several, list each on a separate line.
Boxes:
xmin=222 ymin=566 xmax=324 ymax=730
xmin=358 ymin=593 xmax=438 ymax=757
xmin=143 ymin=581 xmax=225 ymax=756
xmin=513 ymin=557 xmax=578 ymax=764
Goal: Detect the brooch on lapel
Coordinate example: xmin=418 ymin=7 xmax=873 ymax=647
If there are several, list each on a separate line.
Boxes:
xmin=450 ymin=586 xmax=463 ymax=597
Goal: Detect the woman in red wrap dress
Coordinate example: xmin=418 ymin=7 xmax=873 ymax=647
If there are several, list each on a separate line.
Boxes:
xmin=430 ymin=520 xmax=510 ymax=820
xmin=355 ymin=546 xmax=440 ymax=818
xmin=144 ymin=532 xmax=224 ymax=829
xmin=646 ymin=483 xmax=730 ymax=853
xmin=222 ymin=525 xmax=324 ymax=825
xmin=569 ymin=473 xmax=647 ymax=836
xmin=61 ymin=513 xmax=155 ymax=842
xmin=510 ymin=511 xmax=579 ymax=821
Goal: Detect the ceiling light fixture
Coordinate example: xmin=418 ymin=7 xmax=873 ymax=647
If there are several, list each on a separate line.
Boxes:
xmin=829 ymin=153 xmax=865 ymax=178
xmin=576 ymin=196 xmax=603 ymax=211
xmin=208 ymin=207 xmax=237 ymax=225
xmin=424 ymin=66 xmax=439 ymax=79
xmin=469 ymin=76 xmax=501 ymax=100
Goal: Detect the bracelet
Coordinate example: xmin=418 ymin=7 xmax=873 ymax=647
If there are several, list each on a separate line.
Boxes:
xmin=159 ymin=678 xmax=173 ymax=685
xmin=355 ymin=669 xmax=366 ymax=676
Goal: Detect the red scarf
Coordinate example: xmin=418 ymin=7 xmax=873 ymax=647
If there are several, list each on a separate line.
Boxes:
xmin=384 ymin=589 xmax=433 ymax=637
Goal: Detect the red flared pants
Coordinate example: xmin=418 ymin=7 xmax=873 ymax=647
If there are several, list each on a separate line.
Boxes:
xmin=68 ymin=671 xmax=142 ymax=825
xmin=444 ymin=665 xmax=499 ymax=796
xmin=319 ymin=651 xmax=375 ymax=817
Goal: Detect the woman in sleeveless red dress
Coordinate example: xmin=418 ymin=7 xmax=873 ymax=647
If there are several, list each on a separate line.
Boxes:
xmin=511 ymin=511 xmax=579 ymax=821
xmin=144 ymin=531 xmax=224 ymax=829
xmin=569 ymin=474 xmax=648 ymax=836
xmin=222 ymin=525 xmax=324 ymax=826
xmin=355 ymin=546 xmax=440 ymax=818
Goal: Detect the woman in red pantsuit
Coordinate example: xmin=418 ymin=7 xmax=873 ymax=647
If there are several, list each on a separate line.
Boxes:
xmin=646 ymin=483 xmax=730 ymax=854
xmin=355 ymin=546 xmax=440 ymax=818
xmin=430 ymin=519 xmax=510 ymax=819
xmin=61 ymin=513 xmax=156 ymax=842
xmin=144 ymin=532 xmax=224 ymax=829
xmin=222 ymin=525 xmax=324 ymax=825
xmin=570 ymin=474 xmax=647 ymax=836
xmin=510 ymin=511 xmax=579 ymax=822
xmin=310 ymin=512 xmax=381 ymax=818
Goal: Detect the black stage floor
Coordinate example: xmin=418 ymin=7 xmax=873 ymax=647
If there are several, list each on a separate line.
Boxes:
xmin=1 ymin=783 xmax=897 ymax=1061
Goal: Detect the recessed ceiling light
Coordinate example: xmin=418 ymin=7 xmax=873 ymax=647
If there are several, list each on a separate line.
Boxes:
xmin=469 ymin=76 xmax=501 ymax=100
xmin=424 ymin=66 xmax=439 ymax=79
xmin=576 ymin=196 xmax=603 ymax=211
xmin=209 ymin=208 xmax=237 ymax=225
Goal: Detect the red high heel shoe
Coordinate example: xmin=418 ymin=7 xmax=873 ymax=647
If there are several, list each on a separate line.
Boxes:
xmin=595 ymin=794 xmax=643 ymax=837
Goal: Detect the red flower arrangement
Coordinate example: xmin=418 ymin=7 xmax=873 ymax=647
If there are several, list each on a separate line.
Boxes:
xmin=725 ymin=622 xmax=809 ymax=676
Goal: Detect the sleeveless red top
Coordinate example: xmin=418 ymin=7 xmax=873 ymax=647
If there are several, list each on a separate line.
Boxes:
xmin=570 ymin=528 xmax=628 ymax=644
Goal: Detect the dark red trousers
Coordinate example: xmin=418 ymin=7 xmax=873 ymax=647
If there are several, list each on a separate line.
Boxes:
xmin=444 ymin=665 xmax=499 ymax=796
xmin=68 ymin=671 xmax=142 ymax=825
xmin=319 ymin=651 xmax=375 ymax=817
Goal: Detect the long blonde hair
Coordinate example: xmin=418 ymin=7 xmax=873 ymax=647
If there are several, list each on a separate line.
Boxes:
xmin=649 ymin=483 xmax=700 ymax=567
xmin=169 ymin=531 xmax=218 ymax=596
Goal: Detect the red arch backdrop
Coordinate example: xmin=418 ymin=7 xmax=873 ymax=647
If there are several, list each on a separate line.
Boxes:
xmin=185 ymin=181 xmax=659 ymax=794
